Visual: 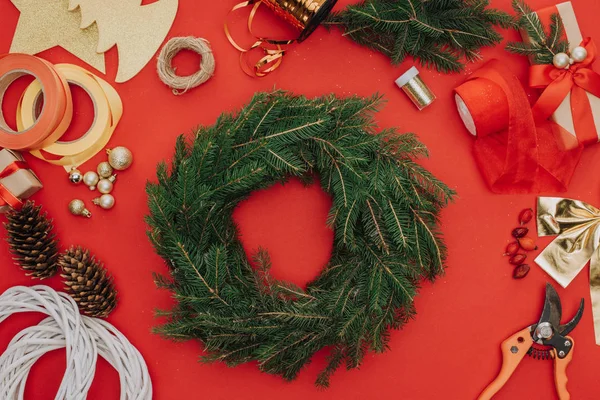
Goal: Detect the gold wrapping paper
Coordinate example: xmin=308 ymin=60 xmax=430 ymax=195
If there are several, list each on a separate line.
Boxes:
xmin=0 ymin=149 xmax=42 ymax=213
xmin=536 ymin=197 xmax=600 ymax=345
xmin=521 ymin=2 xmax=600 ymax=143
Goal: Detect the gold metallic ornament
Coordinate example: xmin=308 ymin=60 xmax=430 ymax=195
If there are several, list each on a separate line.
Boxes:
xmin=536 ymin=197 xmax=600 ymax=345
xmin=97 ymin=161 xmax=114 ymax=178
xmin=395 ymin=67 xmax=436 ymax=110
xmin=97 ymin=178 xmax=113 ymax=194
xmin=107 ymin=146 xmax=133 ymax=171
xmin=83 ymin=171 xmax=99 ymax=190
xmin=93 ymin=194 xmax=115 ymax=210
xmin=68 ymin=199 xmax=92 ymax=218
xmin=69 ymin=168 xmax=83 ymax=184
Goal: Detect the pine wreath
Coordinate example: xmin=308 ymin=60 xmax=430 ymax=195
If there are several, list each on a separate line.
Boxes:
xmin=147 ymin=90 xmax=454 ymax=387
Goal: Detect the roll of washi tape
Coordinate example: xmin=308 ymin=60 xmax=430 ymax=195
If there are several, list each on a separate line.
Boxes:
xmin=454 ymin=78 xmax=509 ymax=137
xmin=0 ymin=54 xmax=73 ymax=150
xmin=18 ymin=64 xmax=123 ymax=172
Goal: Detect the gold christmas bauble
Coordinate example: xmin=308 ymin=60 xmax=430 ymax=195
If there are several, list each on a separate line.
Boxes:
xmin=93 ymin=194 xmax=115 ymax=210
xmin=97 ymin=161 xmax=114 ymax=178
xmin=107 ymin=146 xmax=133 ymax=171
xmin=69 ymin=168 xmax=83 ymax=184
xmin=69 ymin=199 xmax=92 ymax=218
xmin=83 ymin=171 xmax=99 ymax=190
xmin=97 ymin=179 xmax=114 ymax=194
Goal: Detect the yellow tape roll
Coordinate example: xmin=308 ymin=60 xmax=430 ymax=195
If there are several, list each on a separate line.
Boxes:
xmin=17 ymin=64 xmax=123 ymax=172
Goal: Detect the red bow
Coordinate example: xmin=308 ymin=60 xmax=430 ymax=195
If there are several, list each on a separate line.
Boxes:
xmin=0 ymin=161 xmax=30 ymax=210
xmin=530 ymin=38 xmax=600 ymax=146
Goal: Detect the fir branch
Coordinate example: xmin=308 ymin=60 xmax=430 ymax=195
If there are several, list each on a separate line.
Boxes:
xmin=325 ymin=0 xmax=512 ymax=72
xmin=507 ymin=0 xmax=570 ymax=64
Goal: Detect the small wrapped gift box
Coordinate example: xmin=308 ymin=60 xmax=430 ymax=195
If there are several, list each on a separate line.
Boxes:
xmin=0 ymin=149 xmax=42 ymax=213
xmin=521 ymin=2 xmax=600 ymax=148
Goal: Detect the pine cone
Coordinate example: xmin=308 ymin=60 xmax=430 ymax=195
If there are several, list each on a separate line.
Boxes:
xmin=5 ymin=201 xmax=59 ymax=279
xmin=59 ymin=246 xmax=118 ymax=318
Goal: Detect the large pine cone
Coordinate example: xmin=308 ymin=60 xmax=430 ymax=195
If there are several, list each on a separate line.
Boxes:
xmin=59 ymin=246 xmax=118 ymax=318
xmin=5 ymin=201 xmax=59 ymax=279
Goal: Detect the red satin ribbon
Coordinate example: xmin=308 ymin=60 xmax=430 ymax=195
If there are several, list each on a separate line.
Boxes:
xmin=456 ymin=59 xmax=582 ymax=193
xmin=0 ymin=160 xmax=30 ymax=209
xmin=530 ymin=38 xmax=600 ymax=146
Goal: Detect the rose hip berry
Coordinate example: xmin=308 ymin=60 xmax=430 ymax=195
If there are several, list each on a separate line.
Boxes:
xmin=512 ymin=227 xmax=529 ymax=238
xmin=513 ymin=264 xmax=531 ymax=279
xmin=504 ymin=242 xmax=520 ymax=256
xmin=509 ymin=254 xmax=527 ymax=265
xmin=518 ymin=237 xmax=538 ymax=251
xmin=519 ymin=208 xmax=534 ymax=225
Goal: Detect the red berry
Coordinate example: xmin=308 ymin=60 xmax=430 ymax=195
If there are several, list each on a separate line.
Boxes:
xmin=509 ymin=253 xmax=527 ymax=265
xmin=513 ymin=264 xmax=531 ymax=279
xmin=518 ymin=237 xmax=538 ymax=251
xmin=512 ymin=227 xmax=529 ymax=238
xmin=504 ymin=242 xmax=520 ymax=256
xmin=519 ymin=208 xmax=534 ymax=225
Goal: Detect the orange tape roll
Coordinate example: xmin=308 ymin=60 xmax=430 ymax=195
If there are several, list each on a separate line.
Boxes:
xmin=18 ymin=64 xmax=123 ymax=172
xmin=0 ymin=54 xmax=73 ymax=150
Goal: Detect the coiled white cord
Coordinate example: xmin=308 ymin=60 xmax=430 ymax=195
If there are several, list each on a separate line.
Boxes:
xmin=0 ymin=286 xmax=152 ymax=400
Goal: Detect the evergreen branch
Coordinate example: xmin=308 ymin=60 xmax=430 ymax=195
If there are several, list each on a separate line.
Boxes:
xmin=327 ymin=0 xmax=510 ymax=72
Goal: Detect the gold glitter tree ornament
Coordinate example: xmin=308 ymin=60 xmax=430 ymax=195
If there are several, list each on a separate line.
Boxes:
xmin=68 ymin=0 xmax=179 ymax=83
xmin=9 ymin=0 xmax=105 ymax=73
xmin=9 ymin=0 xmax=178 ymax=83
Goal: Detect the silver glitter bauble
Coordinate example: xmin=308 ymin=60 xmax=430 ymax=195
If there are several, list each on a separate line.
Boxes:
xmin=69 ymin=168 xmax=83 ymax=184
xmin=571 ymin=46 xmax=588 ymax=63
xmin=69 ymin=199 xmax=92 ymax=218
xmin=107 ymin=146 xmax=133 ymax=171
xmin=553 ymin=52 xmax=570 ymax=69
xmin=83 ymin=171 xmax=99 ymax=190
xmin=97 ymin=179 xmax=113 ymax=194
xmin=97 ymin=161 xmax=114 ymax=178
xmin=93 ymin=194 xmax=115 ymax=210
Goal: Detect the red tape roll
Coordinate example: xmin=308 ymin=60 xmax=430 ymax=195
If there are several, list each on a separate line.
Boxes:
xmin=0 ymin=54 xmax=72 ymax=150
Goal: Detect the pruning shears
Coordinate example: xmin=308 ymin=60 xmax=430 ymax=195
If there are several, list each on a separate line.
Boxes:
xmin=478 ymin=283 xmax=584 ymax=400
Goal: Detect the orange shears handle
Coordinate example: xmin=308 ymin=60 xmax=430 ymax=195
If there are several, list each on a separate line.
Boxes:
xmin=552 ymin=336 xmax=574 ymax=400
xmin=478 ymin=327 xmax=533 ymax=400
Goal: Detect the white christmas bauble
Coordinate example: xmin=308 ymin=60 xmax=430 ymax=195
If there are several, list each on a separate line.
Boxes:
xmin=97 ymin=179 xmax=113 ymax=194
xmin=571 ymin=46 xmax=588 ymax=62
xmin=98 ymin=194 xmax=115 ymax=210
xmin=553 ymin=52 xmax=570 ymax=69
xmin=83 ymin=171 xmax=99 ymax=190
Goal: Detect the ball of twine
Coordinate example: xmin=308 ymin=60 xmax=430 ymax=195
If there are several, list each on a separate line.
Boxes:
xmin=157 ymin=37 xmax=215 ymax=95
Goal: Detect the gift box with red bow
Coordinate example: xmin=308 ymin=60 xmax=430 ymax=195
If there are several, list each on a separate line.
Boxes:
xmin=0 ymin=149 xmax=42 ymax=213
xmin=521 ymin=2 xmax=600 ymax=150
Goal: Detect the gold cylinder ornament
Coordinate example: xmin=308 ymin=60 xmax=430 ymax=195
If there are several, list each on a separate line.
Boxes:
xmin=395 ymin=67 xmax=436 ymax=110
xmin=259 ymin=0 xmax=338 ymax=42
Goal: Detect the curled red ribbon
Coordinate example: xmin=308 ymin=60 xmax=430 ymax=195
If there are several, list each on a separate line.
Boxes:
xmin=0 ymin=161 xmax=30 ymax=209
xmin=530 ymin=38 xmax=600 ymax=146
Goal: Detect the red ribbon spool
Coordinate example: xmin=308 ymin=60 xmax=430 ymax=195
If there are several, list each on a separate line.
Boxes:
xmin=454 ymin=60 xmax=582 ymax=194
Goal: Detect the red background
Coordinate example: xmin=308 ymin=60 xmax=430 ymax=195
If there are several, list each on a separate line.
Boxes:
xmin=1 ymin=0 xmax=600 ymax=398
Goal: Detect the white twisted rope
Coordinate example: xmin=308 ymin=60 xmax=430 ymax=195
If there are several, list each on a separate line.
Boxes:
xmin=0 ymin=286 xmax=152 ymax=400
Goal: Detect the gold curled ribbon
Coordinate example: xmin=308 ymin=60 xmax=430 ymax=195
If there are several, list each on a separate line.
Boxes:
xmin=17 ymin=64 xmax=123 ymax=172
xmin=224 ymin=1 xmax=292 ymax=77
xmin=536 ymin=197 xmax=600 ymax=345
